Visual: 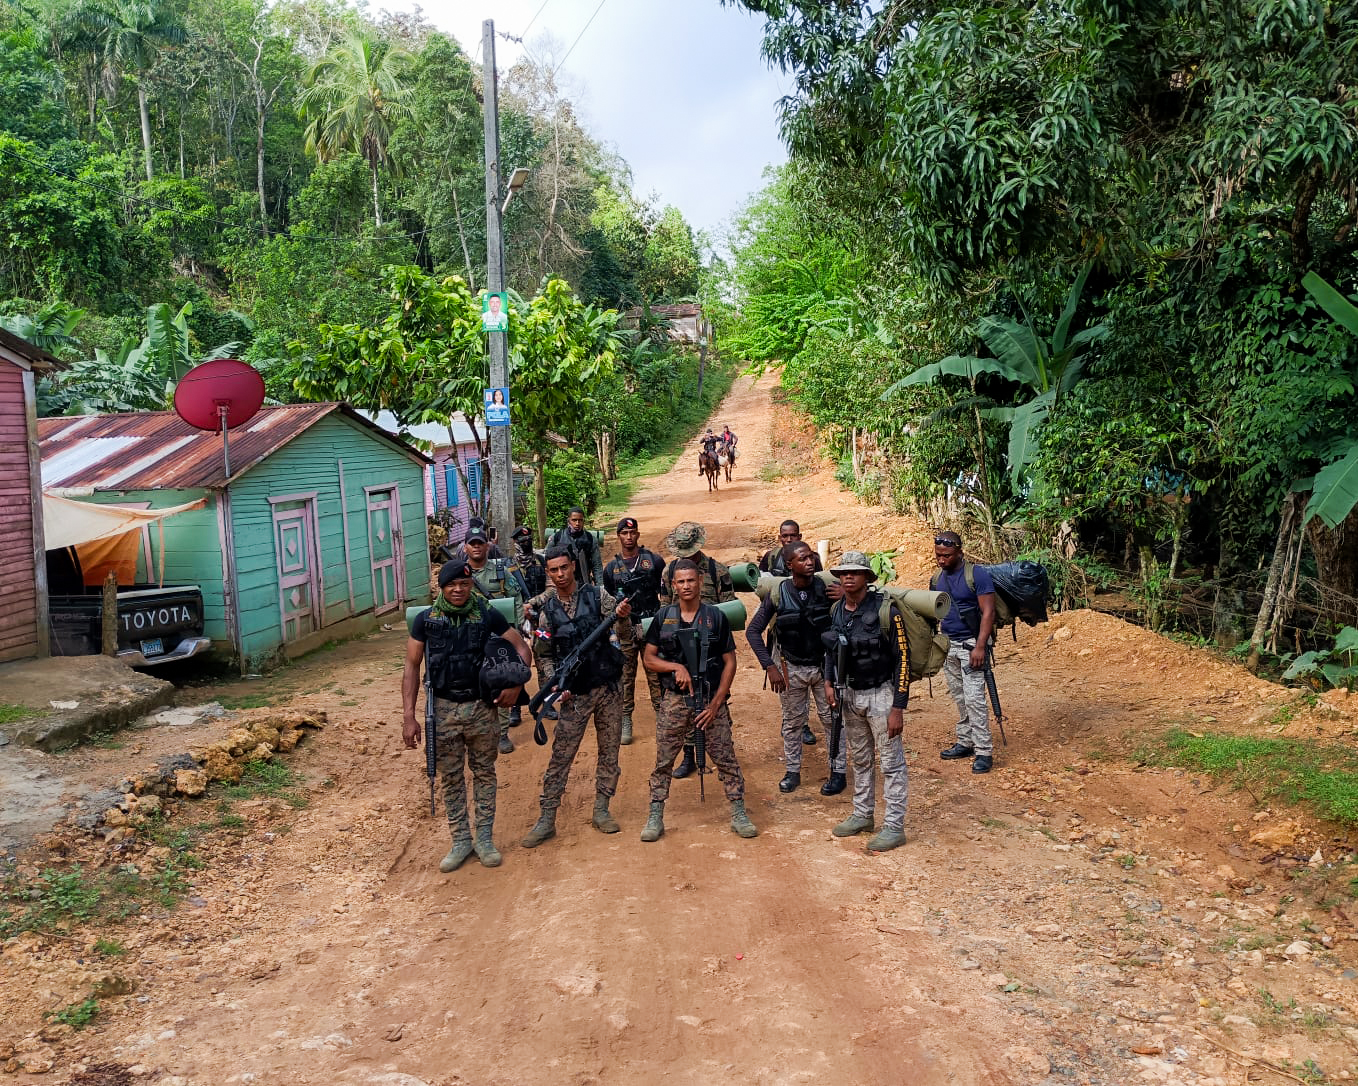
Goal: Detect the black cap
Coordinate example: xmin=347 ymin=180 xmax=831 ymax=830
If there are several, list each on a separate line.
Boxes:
xmin=466 ymin=529 xmax=488 ymax=544
xmin=438 ymin=560 xmax=474 ymax=587
xmin=512 ymin=525 xmax=532 ymax=542
xmin=617 ymin=517 xmax=638 ymax=533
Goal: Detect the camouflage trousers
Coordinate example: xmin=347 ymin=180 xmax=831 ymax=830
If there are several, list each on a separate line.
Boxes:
xmin=539 ymin=683 xmax=623 ymax=809
xmin=621 ymin=635 xmax=663 ymax=718
xmin=433 ymin=697 xmax=500 ymax=840
xmin=779 ymin=658 xmax=845 ymax=775
xmin=944 ymin=639 xmax=992 ymax=756
xmin=649 ymin=690 xmax=744 ymax=803
xmin=842 ymin=683 xmax=909 ymax=831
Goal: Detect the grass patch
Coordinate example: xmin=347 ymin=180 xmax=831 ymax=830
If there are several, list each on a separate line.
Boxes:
xmin=222 ymin=760 xmax=307 ymax=808
xmin=0 ymin=703 xmax=34 ymax=726
xmin=1139 ymin=729 xmax=1358 ymax=826
xmin=45 ymin=997 xmax=98 ymax=1030
xmin=0 ymin=857 xmax=192 ymax=937
xmin=216 ymin=692 xmax=276 ymax=710
xmin=92 ymin=938 xmax=124 ymax=956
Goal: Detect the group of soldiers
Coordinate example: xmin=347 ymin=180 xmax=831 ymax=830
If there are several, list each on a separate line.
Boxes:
xmin=402 ymin=513 xmax=998 ymax=873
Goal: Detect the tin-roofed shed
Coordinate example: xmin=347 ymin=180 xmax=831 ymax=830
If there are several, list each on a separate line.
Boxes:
xmin=39 ymin=403 xmax=431 ymax=670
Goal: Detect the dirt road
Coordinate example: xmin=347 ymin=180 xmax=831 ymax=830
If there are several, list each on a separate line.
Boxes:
xmin=4 ymin=375 xmax=1358 ymax=1085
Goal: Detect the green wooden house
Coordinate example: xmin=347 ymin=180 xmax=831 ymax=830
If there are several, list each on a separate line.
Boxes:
xmin=39 ymin=403 xmax=430 ymax=670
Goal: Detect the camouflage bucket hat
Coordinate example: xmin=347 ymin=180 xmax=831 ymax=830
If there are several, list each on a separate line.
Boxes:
xmin=829 ymin=549 xmax=877 ymax=582
xmin=665 ymin=521 xmax=706 ymax=557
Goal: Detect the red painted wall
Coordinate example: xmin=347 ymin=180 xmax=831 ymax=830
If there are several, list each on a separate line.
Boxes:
xmin=0 ymin=359 xmax=38 ymax=661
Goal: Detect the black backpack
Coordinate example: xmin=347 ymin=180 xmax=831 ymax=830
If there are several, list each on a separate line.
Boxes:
xmin=931 ymin=561 xmax=1050 ymax=638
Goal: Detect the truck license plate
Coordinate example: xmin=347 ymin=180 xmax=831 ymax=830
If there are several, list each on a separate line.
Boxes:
xmin=140 ymin=638 xmax=164 ymax=657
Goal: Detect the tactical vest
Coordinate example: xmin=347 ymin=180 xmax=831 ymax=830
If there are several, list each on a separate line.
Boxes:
xmin=604 ymin=550 xmax=662 ymax=618
xmin=543 ymin=585 xmax=623 ymax=694
xmin=773 ymin=577 xmax=832 ymax=666
xmin=422 ymin=600 xmax=490 ymax=701
xmin=765 ymin=549 xmax=788 ymax=577
xmin=653 ymin=603 xmax=725 ymax=693
xmin=518 ymin=551 xmax=546 ymax=597
xmin=829 ymin=592 xmax=895 ymax=690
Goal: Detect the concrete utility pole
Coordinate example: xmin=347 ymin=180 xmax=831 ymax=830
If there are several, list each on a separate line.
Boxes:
xmin=482 ymin=19 xmax=514 ymax=550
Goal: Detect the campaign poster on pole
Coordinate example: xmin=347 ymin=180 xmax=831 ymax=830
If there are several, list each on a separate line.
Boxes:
xmin=485 ymin=387 xmax=510 ymax=427
xmin=480 ymin=291 xmax=508 ymax=332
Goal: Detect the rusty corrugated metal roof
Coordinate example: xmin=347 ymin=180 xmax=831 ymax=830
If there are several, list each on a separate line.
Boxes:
xmin=39 ymin=403 xmax=429 ymax=492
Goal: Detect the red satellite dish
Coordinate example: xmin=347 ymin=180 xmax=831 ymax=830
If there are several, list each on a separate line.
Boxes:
xmin=173 ymin=358 xmax=265 ymax=480
xmin=173 ymin=358 xmax=266 ymax=431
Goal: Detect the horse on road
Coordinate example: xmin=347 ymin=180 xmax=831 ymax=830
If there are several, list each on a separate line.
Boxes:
xmin=699 ymin=448 xmax=721 ymax=492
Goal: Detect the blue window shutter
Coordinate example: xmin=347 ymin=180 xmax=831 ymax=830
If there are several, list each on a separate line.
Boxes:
xmin=468 ymin=459 xmax=482 ymax=501
xmin=444 ymin=464 xmax=459 ymax=506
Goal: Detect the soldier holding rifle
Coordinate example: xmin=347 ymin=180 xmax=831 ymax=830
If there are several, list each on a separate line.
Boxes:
xmin=402 ymin=560 xmax=531 ymax=872
xmin=640 ymin=560 xmax=757 ymax=842
xmin=746 ymin=541 xmax=847 ymax=796
xmin=823 ymin=551 xmax=912 ymax=853
xmin=521 ymin=546 xmax=632 ymax=848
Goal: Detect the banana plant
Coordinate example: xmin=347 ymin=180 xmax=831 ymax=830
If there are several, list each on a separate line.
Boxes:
xmin=1300 ymin=272 xmax=1358 ymax=529
xmin=883 ymin=265 xmax=1108 ymax=483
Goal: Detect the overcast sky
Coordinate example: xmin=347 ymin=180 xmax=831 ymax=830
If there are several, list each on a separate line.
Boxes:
xmin=400 ymin=0 xmax=790 ymax=248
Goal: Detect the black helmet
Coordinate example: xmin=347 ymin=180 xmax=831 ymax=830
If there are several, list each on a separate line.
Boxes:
xmin=480 ymin=635 xmax=531 ymax=698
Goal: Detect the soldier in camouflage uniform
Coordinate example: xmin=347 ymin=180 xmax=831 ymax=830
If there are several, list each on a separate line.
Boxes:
xmin=660 ymin=521 xmax=736 ymax=779
xmin=521 ymin=545 xmax=632 ymax=848
xmin=601 ymin=516 xmax=664 ymax=745
xmin=402 ymin=560 xmax=531 ymax=872
xmin=464 ymin=528 xmax=529 ymax=754
xmin=640 ymin=560 xmax=757 ymax=841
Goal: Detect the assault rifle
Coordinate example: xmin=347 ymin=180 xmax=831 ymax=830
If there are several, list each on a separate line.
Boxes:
xmin=982 ymin=641 xmax=1008 ymax=747
xmin=828 ymin=633 xmax=848 ymax=765
xmin=528 ymin=591 xmax=634 ymax=746
xmin=676 ymin=627 xmax=712 ymax=802
xmin=422 ymin=663 xmax=437 ymax=815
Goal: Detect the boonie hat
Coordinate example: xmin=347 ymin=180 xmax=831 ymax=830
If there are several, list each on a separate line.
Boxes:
xmin=829 ymin=550 xmax=877 ymax=582
xmin=665 ymin=521 xmax=706 ymax=557
xmin=617 ymin=516 xmax=638 ymax=533
xmin=438 ymin=560 xmax=474 ymax=587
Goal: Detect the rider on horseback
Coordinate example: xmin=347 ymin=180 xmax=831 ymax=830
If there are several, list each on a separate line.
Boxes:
xmin=698 ymin=429 xmax=720 ymax=473
xmin=721 ymin=424 xmax=737 ymax=464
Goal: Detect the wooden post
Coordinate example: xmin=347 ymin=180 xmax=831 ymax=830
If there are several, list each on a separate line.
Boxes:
xmin=101 ymin=571 xmax=118 ymax=656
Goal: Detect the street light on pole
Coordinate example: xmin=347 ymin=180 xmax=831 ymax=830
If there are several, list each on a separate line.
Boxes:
xmin=502 ymin=166 xmax=530 ymax=214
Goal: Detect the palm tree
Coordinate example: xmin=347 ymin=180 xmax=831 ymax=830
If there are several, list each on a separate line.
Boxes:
xmin=62 ymin=0 xmax=186 ymax=181
xmin=297 ymin=28 xmax=414 ymax=228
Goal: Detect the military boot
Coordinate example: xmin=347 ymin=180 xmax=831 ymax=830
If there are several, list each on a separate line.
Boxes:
xmin=833 ymin=812 xmax=875 ymax=837
xmin=867 ymin=825 xmax=907 ymax=852
xmin=498 ymin=724 xmax=515 ymax=755
xmin=640 ymin=801 xmax=665 ymax=842
xmin=521 ymin=807 xmax=557 ymax=848
xmin=592 ymin=793 xmax=620 ymax=834
xmin=474 ymin=825 xmax=502 ymax=867
xmin=620 ymin=712 xmax=634 ymax=746
xmin=439 ymin=833 xmax=474 ymax=873
xmin=672 ymin=745 xmax=697 ymax=779
xmin=729 ymin=799 xmax=758 ymax=838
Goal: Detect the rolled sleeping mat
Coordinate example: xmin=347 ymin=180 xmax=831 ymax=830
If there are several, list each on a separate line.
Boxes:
xmin=727 ymin=561 xmax=761 ymax=592
xmin=898 ymin=589 xmax=951 ymax=622
xmin=755 ymin=570 xmax=838 ymax=601
xmin=754 ymin=575 xmax=952 ymax=623
xmin=638 ymin=597 xmax=748 ymax=637
xmin=406 ymin=595 xmax=516 ymax=633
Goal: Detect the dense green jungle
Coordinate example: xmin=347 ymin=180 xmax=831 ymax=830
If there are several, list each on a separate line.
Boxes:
xmin=4 ymin=0 xmax=1358 ymax=676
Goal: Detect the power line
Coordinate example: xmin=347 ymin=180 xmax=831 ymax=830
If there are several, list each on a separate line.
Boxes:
xmin=520 ymin=0 xmax=553 ymax=39
xmin=551 ymin=0 xmax=608 ymax=80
